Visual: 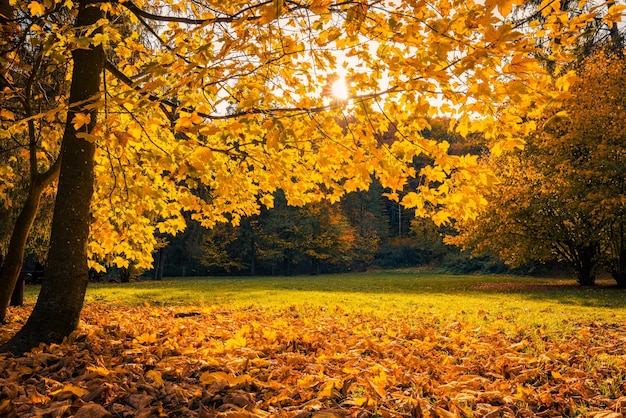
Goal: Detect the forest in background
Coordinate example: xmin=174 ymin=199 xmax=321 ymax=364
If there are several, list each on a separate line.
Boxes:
xmin=119 ymin=118 xmax=553 ymax=279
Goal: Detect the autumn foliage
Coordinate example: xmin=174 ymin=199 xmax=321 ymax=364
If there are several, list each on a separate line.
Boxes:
xmin=1 ymin=302 xmax=626 ymax=417
xmin=449 ymin=48 xmax=626 ymax=286
xmin=1 ymin=0 xmax=626 ymax=357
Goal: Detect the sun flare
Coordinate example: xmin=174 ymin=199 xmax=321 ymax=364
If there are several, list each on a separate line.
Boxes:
xmin=331 ymin=78 xmax=349 ymax=101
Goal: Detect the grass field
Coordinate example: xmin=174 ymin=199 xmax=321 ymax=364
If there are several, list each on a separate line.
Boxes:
xmin=4 ymin=271 xmax=626 ymax=417
xmin=77 ymin=271 xmax=626 ymax=332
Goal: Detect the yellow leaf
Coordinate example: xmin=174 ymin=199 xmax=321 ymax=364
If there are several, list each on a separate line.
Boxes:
xmin=259 ymin=193 xmax=274 ymax=209
xmin=72 ymin=113 xmax=91 ymax=130
xmin=434 ymin=406 xmax=460 ymax=418
xmin=225 ymin=334 xmax=247 ymax=350
xmin=309 ymin=0 xmax=331 ymax=14
xmin=200 ymin=371 xmax=229 ymax=386
xmin=262 ymin=327 xmax=277 ymax=342
xmin=230 ymin=374 xmax=252 ymax=385
xmin=318 ymin=381 xmax=341 ymax=398
xmin=604 ymin=4 xmax=626 ymax=23
xmin=27 ymin=1 xmax=45 ymax=15
xmin=341 ymin=366 xmax=361 ymax=374
xmin=0 ymin=109 xmax=15 ymax=120
xmin=431 ymin=210 xmax=451 ymax=226
xmin=351 ymin=397 xmax=369 ymax=406
xmin=87 ymin=366 xmax=111 ymax=376
xmin=550 ymin=370 xmax=563 ymax=380
xmin=50 ymin=384 xmax=88 ymax=398
xmin=257 ymin=0 xmax=283 ymax=25
xmin=76 ymin=132 xmax=99 ymax=142
xmin=514 ymin=384 xmax=535 ymax=401
xmin=146 ymin=370 xmax=164 ymax=386
xmin=127 ymin=124 xmax=142 ymax=140
xmin=27 ymin=388 xmax=49 ymax=404
xmin=497 ymin=0 xmax=514 ymax=17
xmin=192 ymin=147 xmax=213 ymax=165
xmin=134 ymin=332 xmax=157 ymax=344
xmin=368 ymin=379 xmax=387 ymax=398
xmin=297 ymin=374 xmax=318 ymax=389
xmin=112 ymin=256 xmax=130 ymax=269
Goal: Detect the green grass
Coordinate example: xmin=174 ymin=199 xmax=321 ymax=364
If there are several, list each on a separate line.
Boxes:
xmin=24 ymin=270 xmax=626 ymax=334
xmin=13 ymin=271 xmax=626 ymax=416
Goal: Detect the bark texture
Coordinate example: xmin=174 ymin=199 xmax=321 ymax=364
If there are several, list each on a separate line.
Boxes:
xmin=0 ymin=164 xmax=59 ymax=323
xmin=1 ymin=0 xmax=103 ymax=354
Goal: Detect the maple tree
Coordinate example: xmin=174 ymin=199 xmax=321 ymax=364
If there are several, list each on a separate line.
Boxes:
xmin=1 ymin=0 xmax=625 ymax=354
xmin=559 ymin=49 xmax=626 ymax=284
xmin=450 ymin=48 xmax=626 ymax=286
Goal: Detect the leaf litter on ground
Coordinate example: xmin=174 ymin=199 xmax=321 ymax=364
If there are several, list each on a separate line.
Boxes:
xmin=1 ymin=303 xmax=626 ymax=417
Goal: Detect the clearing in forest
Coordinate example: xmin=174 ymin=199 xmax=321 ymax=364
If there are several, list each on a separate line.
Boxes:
xmin=1 ymin=272 xmax=625 ymax=417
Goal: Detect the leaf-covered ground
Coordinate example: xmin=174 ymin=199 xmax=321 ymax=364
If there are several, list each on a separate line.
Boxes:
xmin=1 ymin=303 xmax=626 ymax=417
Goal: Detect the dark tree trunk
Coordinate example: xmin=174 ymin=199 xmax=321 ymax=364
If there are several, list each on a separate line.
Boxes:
xmin=249 ymin=225 xmax=256 ymax=276
xmin=119 ymin=267 xmax=131 ymax=283
xmin=611 ymin=247 xmax=626 ymax=287
xmin=0 ymin=175 xmax=57 ymax=323
xmin=157 ymin=254 xmax=165 ymax=280
xmin=610 ymin=219 xmax=625 ymax=287
xmin=574 ymin=245 xmax=597 ymax=286
xmin=576 ymin=267 xmax=596 ymax=286
xmin=0 ymin=0 xmax=60 ymax=323
xmin=153 ymin=249 xmax=164 ymax=281
xmin=1 ymin=0 xmax=103 ymax=355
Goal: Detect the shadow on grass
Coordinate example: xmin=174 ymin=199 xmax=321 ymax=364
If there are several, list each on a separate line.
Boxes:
xmin=76 ymin=271 xmax=626 ymax=310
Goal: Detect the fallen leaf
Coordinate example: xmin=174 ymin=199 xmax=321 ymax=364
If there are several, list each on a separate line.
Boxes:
xmin=146 ymin=369 xmax=164 ymax=386
xmin=73 ymin=403 xmax=113 ymax=418
xmin=49 ymin=384 xmax=88 ymax=398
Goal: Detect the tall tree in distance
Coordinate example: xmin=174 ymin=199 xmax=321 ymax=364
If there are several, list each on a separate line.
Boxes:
xmin=561 ymin=48 xmax=626 ymax=284
xmin=450 ymin=47 xmax=626 ymax=286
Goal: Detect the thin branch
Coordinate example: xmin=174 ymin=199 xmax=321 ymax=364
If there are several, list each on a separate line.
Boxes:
xmin=34 ymin=155 xmax=61 ymax=189
xmin=25 ymin=53 xmax=44 ymax=181
xmin=114 ymin=0 xmax=272 ymax=25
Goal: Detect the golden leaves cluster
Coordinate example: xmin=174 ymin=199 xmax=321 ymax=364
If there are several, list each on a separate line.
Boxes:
xmin=4 ymin=0 xmax=625 ymax=267
xmin=1 ymin=304 xmax=626 ymax=416
xmin=448 ymin=47 xmax=626 ymax=268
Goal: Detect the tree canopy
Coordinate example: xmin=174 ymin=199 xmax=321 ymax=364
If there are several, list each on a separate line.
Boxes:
xmin=450 ymin=48 xmax=626 ymax=286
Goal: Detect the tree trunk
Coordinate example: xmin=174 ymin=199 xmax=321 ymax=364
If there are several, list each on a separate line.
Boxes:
xmin=119 ymin=267 xmax=130 ymax=283
xmin=157 ymin=253 xmax=165 ymax=280
xmin=0 ymin=179 xmax=54 ymax=323
xmin=611 ymin=246 xmax=626 ymax=287
xmin=574 ymin=245 xmax=597 ymax=286
xmin=0 ymin=0 xmax=103 ymax=355
xmin=153 ymin=249 xmax=164 ymax=281
xmin=248 ymin=220 xmax=256 ymax=276
xmin=610 ymin=218 xmax=626 ymax=287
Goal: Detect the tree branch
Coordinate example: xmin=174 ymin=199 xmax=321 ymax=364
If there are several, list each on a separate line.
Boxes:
xmin=114 ymin=0 xmax=272 ymax=25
